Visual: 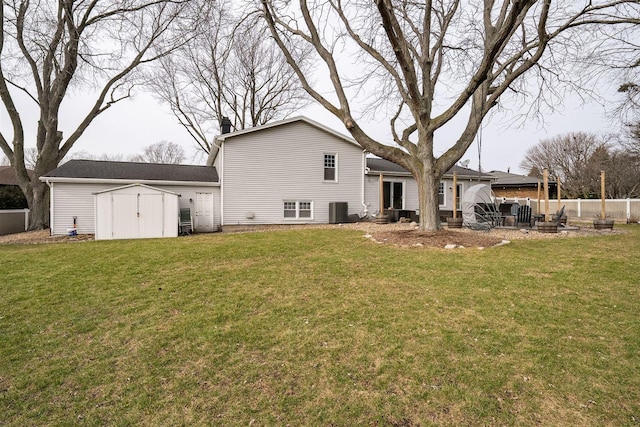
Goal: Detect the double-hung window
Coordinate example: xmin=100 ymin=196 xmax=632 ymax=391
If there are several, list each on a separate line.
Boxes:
xmin=283 ymin=200 xmax=313 ymax=219
xmin=284 ymin=201 xmax=297 ymax=218
xmin=324 ymin=153 xmax=337 ymax=182
xmin=298 ymin=201 xmax=312 ymax=218
xmin=438 ymin=182 xmax=445 ymax=205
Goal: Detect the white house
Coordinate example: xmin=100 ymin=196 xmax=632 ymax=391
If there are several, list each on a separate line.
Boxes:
xmin=40 ymin=116 xmax=491 ymax=238
xmin=212 ymin=116 xmax=367 ymax=227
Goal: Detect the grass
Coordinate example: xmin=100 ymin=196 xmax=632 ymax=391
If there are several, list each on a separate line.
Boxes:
xmin=1 ymin=227 xmax=639 ymax=426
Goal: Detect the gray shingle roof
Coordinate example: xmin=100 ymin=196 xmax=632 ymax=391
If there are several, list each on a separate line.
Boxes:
xmin=42 ymin=160 xmax=218 ymax=183
xmin=366 ymin=157 xmax=491 ymax=179
xmin=488 ymin=171 xmax=554 ymax=186
xmin=0 ymin=166 xmax=34 ymax=185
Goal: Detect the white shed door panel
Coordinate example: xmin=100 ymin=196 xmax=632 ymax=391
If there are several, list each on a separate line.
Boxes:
xmin=138 ymin=194 xmax=165 ymax=238
xmin=112 ymin=194 xmax=139 ymax=239
xmin=195 ymin=192 xmax=214 ymax=232
xmin=111 ymin=193 xmax=166 ymax=239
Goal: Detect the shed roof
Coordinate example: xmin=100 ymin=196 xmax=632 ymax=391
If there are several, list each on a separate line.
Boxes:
xmin=41 ymin=160 xmax=219 ymax=184
xmin=366 ymin=157 xmax=492 ymax=179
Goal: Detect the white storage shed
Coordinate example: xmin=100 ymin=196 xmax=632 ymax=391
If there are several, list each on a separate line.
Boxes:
xmin=41 ymin=160 xmax=220 ymax=236
xmin=94 ymin=184 xmax=179 ymax=240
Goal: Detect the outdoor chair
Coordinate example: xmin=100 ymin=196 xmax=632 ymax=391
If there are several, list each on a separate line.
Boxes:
xmin=516 ymin=205 xmax=533 ymax=228
xmin=179 ymin=208 xmax=193 ymax=236
xmin=498 ymin=202 xmax=519 ymax=227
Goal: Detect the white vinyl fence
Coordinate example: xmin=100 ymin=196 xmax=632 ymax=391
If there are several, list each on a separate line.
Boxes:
xmin=0 ymin=209 xmax=29 ymax=235
xmin=496 ymin=197 xmax=640 ymax=222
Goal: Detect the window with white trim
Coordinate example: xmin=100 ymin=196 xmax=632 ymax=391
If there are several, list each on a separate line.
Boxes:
xmin=299 ymin=201 xmax=312 ymax=218
xmin=283 ymin=200 xmax=314 ymax=219
xmin=324 ymin=153 xmax=337 ymax=181
xmin=438 ymin=182 xmax=445 ymax=205
xmin=284 ymin=201 xmax=297 ymax=218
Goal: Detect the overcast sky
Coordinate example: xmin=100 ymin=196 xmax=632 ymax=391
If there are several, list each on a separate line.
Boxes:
xmin=1 ymin=79 xmax=623 ymax=174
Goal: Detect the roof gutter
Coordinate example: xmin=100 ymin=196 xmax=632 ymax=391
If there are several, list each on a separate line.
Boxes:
xmin=38 ymin=177 xmax=219 ymax=187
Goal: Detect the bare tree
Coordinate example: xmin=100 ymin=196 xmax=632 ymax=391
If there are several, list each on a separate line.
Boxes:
xmin=148 ymin=2 xmax=310 ymax=157
xmin=580 ymin=12 xmax=640 ymax=121
xmin=130 ymin=141 xmax=186 ymax=164
xmin=519 ymin=131 xmax=640 ymax=198
xmin=607 ymin=148 xmax=640 ymax=198
xmin=0 ymin=0 xmax=200 ymax=229
xmin=62 ymin=151 xmax=128 ymax=163
xmin=261 ymin=0 xmax=640 ymax=230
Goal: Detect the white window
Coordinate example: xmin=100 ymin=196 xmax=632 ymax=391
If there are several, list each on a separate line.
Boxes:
xmin=299 ymin=201 xmax=312 ymax=218
xmin=324 ymin=153 xmax=337 ymax=182
xmin=284 ymin=201 xmax=297 ymax=218
xmin=283 ymin=201 xmax=314 ymax=219
xmin=438 ymin=182 xmax=445 ymax=205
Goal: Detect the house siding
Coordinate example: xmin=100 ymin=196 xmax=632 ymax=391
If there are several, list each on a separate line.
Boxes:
xmin=49 ymin=182 xmax=220 ymax=235
xmin=222 ymin=121 xmax=364 ymax=225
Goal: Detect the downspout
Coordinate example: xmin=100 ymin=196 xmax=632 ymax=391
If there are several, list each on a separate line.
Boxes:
xmin=219 ymin=141 xmax=224 ymax=227
xmin=45 ymin=179 xmax=53 ymax=235
xmin=361 ymin=150 xmax=369 ymax=217
xmin=205 ymin=139 xmax=222 ymax=167
xmin=208 ymin=116 xmax=232 ymax=229
xmin=205 ymin=138 xmax=223 ymax=228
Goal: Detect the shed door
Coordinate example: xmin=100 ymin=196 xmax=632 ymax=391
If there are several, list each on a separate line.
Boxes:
xmin=111 ymin=193 xmax=165 ymax=239
xmin=138 ymin=193 xmax=164 ymax=238
xmin=195 ymin=192 xmax=214 ymax=232
xmin=112 ymin=194 xmax=138 ymax=239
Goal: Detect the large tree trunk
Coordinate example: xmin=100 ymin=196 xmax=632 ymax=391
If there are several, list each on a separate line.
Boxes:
xmin=20 ymin=178 xmax=49 ymax=230
xmin=416 ymin=169 xmax=442 ymax=231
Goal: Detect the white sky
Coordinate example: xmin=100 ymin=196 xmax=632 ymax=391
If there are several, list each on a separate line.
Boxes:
xmin=1 ymin=78 xmax=622 ymax=175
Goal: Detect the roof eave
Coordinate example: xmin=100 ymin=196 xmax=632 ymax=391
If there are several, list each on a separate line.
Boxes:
xmin=366 ymin=170 xmax=413 ymax=177
xmin=39 ymin=177 xmax=219 ymax=187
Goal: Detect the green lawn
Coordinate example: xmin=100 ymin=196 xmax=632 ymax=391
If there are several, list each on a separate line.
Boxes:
xmin=1 ymin=227 xmax=639 ymax=426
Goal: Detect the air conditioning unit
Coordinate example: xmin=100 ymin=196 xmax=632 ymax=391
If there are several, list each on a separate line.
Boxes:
xmin=329 ymin=202 xmax=348 ymax=224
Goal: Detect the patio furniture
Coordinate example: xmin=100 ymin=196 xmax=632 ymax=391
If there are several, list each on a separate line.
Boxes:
xmin=516 ymin=205 xmax=533 ymax=228
xmin=179 ymin=208 xmax=193 ymax=236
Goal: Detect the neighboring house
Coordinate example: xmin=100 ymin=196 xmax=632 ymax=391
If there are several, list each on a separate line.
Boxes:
xmin=0 ymin=166 xmax=29 ymax=209
xmin=212 ymin=116 xmax=367 ymax=227
xmin=41 ymin=160 xmax=220 ymax=236
xmin=488 ymin=170 xmax=557 ymax=200
xmin=365 ymin=158 xmax=492 ymax=220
